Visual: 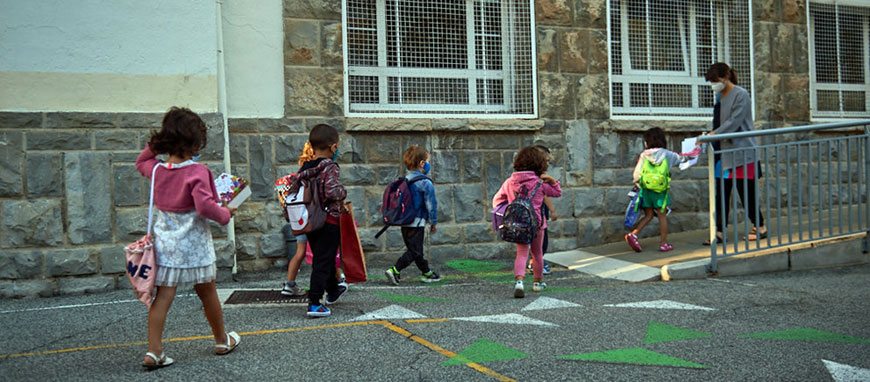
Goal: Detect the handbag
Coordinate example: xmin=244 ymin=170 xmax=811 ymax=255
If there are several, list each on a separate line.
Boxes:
xmin=124 ymin=163 xmax=161 ymax=308
xmin=340 ymin=202 xmax=367 ymax=283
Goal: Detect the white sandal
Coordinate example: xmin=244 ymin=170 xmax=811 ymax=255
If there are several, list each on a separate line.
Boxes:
xmin=215 ymin=331 xmax=240 ymax=355
xmin=142 ymin=352 xmax=174 ymax=369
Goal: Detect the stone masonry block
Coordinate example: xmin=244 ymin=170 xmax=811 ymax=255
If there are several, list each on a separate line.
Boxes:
xmin=47 ymin=249 xmax=97 ymax=277
xmin=593 ymin=132 xmax=619 ymax=168
xmin=274 ymin=134 xmax=309 ymax=164
xmin=538 ymin=73 xmax=575 ymax=120
xmin=322 ymin=21 xmax=343 ymax=67
xmin=376 ymin=165 xmax=402 ymax=185
xmin=65 ymin=152 xmax=112 ymax=244
xmin=0 ymin=250 xmax=44 ymax=279
xmin=113 ymin=164 xmax=141 ymax=206
xmin=339 ymin=132 xmax=365 ymax=163
xmin=58 ymin=276 xmax=116 ymax=295
xmin=430 ymin=225 xmax=461 ymax=245
xmin=431 ymin=151 xmax=460 ymax=184
xmin=465 ymin=223 xmax=494 ymax=243
xmin=285 ymin=19 xmax=321 ymax=66
xmin=366 ymin=187 xmax=384 ymax=226
xmin=259 ymin=118 xmax=306 ymax=133
xmin=566 ymin=120 xmax=592 ymax=186
xmin=484 ymin=152 xmax=503 ymax=199
xmin=430 ymin=244 xmax=465 ymax=262
xmin=461 ymin=152 xmax=483 ymax=183
xmin=44 ymin=112 xmax=116 ymax=128
xmin=233 ymin=202 xmax=268 ymax=233
xmin=0 ymin=280 xmax=54 ymax=298
xmin=100 ymin=245 xmax=127 ymax=274
xmin=26 ymin=152 xmax=62 ymax=198
xmin=574 ymin=0 xmax=607 ymax=29
xmin=551 ymin=190 xmax=574 ymax=219
xmin=433 ymin=134 xmax=477 ymax=150
xmin=236 ymin=235 xmax=259 ymax=260
xmin=536 ymin=0 xmax=572 ymax=26
xmin=117 ymin=113 xmax=163 ymax=129
xmin=342 ymin=164 xmax=376 ymax=185
xmin=575 ymin=75 xmax=609 ymax=120
xmin=435 ymin=185 xmax=454 ymax=224
xmin=562 ymin=219 xmax=579 ymax=237
xmin=114 ymin=207 xmax=147 ymax=242
xmin=537 ymin=28 xmax=558 ymax=72
xmin=574 ymin=188 xmax=605 ymax=217
xmin=27 ymin=132 xmax=91 ymax=150
xmin=466 ymin=242 xmax=514 ymax=260
xmin=0 ymin=112 xmax=42 ymax=129
xmin=285 ymin=68 xmax=343 ymax=116
xmin=345 ymin=187 xmax=366 ymax=218
xmin=249 ymin=135 xmax=275 ymax=200
xmin=454 ymin=184 xmax=483 ymax=223
xmin=260 ymin=233 xmax=286 ymax=258
xmin=284 ymin=0 xmax=341 ymax=20
xmin=358 ymin=228 xmax=383 ymax=252
xmin=0 ymin=132 xmax=24 ymax=197
xmin=214 ymin=240 xmax=235 ymax=268
xmin=95 ymin=130 xmax=138 ymax=150
xmin=386 ymin=229 xmax=405 ymax=251
xmin=560 ymin=29 xmax=587 ymax=74
xmin=577 ymin=218 xmax=605 ymax=247
xmin=364 ymin=134 xmax=401 ymax=163
xmin=2 ymin=199 xmax=62 ymax=248
xmin=588 ymin=30 xmax=608 ymax=74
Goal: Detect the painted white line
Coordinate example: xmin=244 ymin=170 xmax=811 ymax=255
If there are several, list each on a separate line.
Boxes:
xmin=521 ymin=296 xmax=581 ymax=311
xmin=351 ymin=305 xmax=426 ymax=321
xmin=351 ymin=282 xmax=481 ymax=290
xmin=708 ymin=278 xmax=756 ymax=287
xmin=603 ymin=299 xmax=716 ymax=311
xmin=545 ymin=250 xmax=660 ymax=282
xmin=452 ymin=313 xmax=557 ymax=327
xmin=823 ymin=359 xmax=870 ymax=382
xmin=0 ymin=294 xmax=196 ymax=314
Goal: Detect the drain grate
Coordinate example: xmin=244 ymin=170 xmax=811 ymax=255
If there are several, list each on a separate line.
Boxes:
xmin=224 ymin=290 xmax=308 ymax=305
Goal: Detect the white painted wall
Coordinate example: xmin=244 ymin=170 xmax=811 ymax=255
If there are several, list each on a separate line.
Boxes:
xmin=222 ymin=0 xmax=285 ymax=118
xmin=0 ymin=0 xmax=218 ymax=112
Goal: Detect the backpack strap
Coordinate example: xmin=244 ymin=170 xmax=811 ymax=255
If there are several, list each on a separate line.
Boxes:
xmin=527 ymin=180 xmax=542 ymax=199
xmin=408 ymin=175 xmax=429 ymax=185
xmin=146 ymin=163 xmax=163 ymax=236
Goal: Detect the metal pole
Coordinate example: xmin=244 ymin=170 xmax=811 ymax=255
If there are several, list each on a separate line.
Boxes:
xmin=708 ymin=146 xmax=717 ymax=272
xmin=215 ymin=0 xmax=237 ymax=275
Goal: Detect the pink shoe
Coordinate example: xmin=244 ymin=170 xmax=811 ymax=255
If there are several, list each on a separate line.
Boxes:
xmin=659 ymin=243 xmax=674 ymax=252
xmin=625 ymin=233 xmax=642 ymax=252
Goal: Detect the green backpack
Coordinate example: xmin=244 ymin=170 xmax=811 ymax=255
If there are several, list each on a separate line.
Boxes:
xmin=639 ymin=157 xmax=670 ymax=212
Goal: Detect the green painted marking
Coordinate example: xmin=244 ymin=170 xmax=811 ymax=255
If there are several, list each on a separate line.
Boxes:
xmin=474 ymin=270 xmax=517 ymax=284
xmin=644 ymin=322 xmax=712 ymax=345
xmin=739 ymin=328 xmax=870 ymax=344
xmin=442 ymin=338 xmax=530 ymax=366
xmin=445 ymin=259 xmax=504 ymax=273
xmin=558 ymin=347 xmax=707 ymax=369
xmin=372 ymin=291 xmax=453 ymax=303
xmin=539 ymin=287 xmax=597 ymax=294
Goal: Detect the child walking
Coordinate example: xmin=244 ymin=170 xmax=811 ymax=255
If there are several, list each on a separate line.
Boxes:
xmin=280 ymin=142 xmax=347 ymax=296
xmin=625 ymin=127 xmax=690 ymax=252
xmin=135 ymin=107 xmax=239 ymax=369
xmin=493 ymin=146 xmax=562 ymax=298
xmin=384 ymin=146 xmax=440 ymax=285
xmin=528 ymin=145 xmax=555 ymax=275
xmin=287 ymin=124 xmax=347 ymax=318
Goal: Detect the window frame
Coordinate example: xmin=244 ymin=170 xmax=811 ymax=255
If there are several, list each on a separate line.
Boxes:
xmin=607 ymin=0 xmax=755 ymax=121
xmin=341 ymin=0 xmax=538 ymax=119
xmin=807 ymin=0 xmax=870 ymax=121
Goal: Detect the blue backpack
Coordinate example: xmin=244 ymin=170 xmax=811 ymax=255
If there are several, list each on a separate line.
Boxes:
xmin=499 ymin=181 xmax=542 ymax=244
xmin=374 ymin=175 xmax=429 ymax=238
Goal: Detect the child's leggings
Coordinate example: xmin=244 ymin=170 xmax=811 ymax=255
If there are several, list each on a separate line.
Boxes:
xmin=514 ymin=227 xmax=545 ymax=279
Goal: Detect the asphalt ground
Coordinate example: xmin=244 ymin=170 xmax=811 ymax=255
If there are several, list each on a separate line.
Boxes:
xmin=1 ymin=261 xmax=869 ymax=381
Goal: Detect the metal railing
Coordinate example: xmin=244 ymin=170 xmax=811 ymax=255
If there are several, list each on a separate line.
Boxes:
xmin=699 ymin=120 xmax=870 ymax=272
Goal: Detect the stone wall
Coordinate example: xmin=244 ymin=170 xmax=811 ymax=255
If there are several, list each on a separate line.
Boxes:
xmin=0 ymin=0 xmax=817 ymax=297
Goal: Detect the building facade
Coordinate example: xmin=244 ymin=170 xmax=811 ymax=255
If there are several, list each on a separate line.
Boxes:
xmin=1 ymin=0 xmax=867 ymax=297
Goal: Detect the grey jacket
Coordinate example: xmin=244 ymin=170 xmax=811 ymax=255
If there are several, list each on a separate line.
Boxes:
xmin=713 ymin=85 xmax=757 ymax=170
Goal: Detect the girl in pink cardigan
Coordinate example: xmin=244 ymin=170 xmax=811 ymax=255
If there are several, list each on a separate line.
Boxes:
xmin=135 ymin=107 xmax=240 ymax=369
xmin=493 ymin=147 xmax=562 ymax=298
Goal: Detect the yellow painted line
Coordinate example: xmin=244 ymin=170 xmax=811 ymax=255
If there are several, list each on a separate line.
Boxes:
xmin=0 ymin=320 xmax=388 ymax=360
xmin=405 ymin=318 xmax=450 ymax=323
xmin=381 ymin=322 xmax=518 ymax=382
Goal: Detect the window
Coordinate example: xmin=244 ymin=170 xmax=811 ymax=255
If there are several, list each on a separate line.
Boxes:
xmin=809 ymin=1 xmax=870 ymax=119
xmin=609 ymin=0 xmax=753 ymax=119
xmin=342 ymin=0 xmax=537 ymax=118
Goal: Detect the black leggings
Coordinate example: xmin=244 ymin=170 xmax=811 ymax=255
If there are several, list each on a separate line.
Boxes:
xmin=306 ymin=223 xmax=340 ymax=304
xmin=715 ymin=178 xmax=765 ymax=233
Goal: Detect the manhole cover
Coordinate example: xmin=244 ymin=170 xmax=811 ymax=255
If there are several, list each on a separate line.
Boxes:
xmin=224 ymin=290 xmax=308 ymax=305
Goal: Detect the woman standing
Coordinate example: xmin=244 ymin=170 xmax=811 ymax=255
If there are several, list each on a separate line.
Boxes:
xmin=701 ymin=63 xmax=766 ymax=245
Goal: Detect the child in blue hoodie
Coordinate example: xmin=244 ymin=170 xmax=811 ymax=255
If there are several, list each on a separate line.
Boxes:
xmin=385 ymin=146 xmax=440 ymax=284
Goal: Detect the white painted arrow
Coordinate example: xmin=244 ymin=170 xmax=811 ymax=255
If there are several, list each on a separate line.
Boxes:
xmin=603 ymin=299 xmax=715 ymax=311
xmin=521 ymin=296 xmax=581 ymax=311
xmin=452 ymin=313 xmax=557 ymax=327
xmin=351 ymin=305 xmax=426 ymax=321
xmin=823 ymin=360 xmax=870 ymax=382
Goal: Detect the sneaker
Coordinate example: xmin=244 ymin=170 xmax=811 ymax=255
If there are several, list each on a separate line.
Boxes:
xmin=533 ymin=282 xmax=548 ymax=292
xmin=514 ymin=281 xmax=525 ymax=298
xmin=420 ymin=271 xmax=441 ymax=283
xmin=337 ymin=275 xmax=348 ymax=290
xmin=306 ymin=304 xmax=330 ymax=318
xmin=385 ymin=267 xmax=400 ymax=285
xmin=625 ymin=233 xmax=642 ymax=252
xmin=542 ymin=262 xmax=552 ymax=275
xmin=325 ymin=284 xmax=347 ymax=305
xmin=281 ymin=282 xmax=304 ymax=297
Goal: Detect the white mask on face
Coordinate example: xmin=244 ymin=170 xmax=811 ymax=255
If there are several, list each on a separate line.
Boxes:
xmin=711 ymin=82 xmax=725 ymax=93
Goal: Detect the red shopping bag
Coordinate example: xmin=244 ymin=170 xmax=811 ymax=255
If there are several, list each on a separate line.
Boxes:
xmin=340 ymin=202 xmax=367 ymax=283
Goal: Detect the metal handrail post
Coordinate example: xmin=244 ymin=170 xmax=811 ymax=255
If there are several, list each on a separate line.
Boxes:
xmin=708 ymin=145 xmax=717 ymax=273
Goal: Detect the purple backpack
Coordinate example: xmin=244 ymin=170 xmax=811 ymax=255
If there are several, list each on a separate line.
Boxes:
xmin=499 ymin=181 xmax=541 ymax=244
xmin=374 ymin=176 xmax=429 ymax=238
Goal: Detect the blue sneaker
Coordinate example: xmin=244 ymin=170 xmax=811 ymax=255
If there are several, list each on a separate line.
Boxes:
xmin=542 ymin=261 xmax=552 ymax=275
xmin=325 ymin=284 xmax=347 ymax=305
xmin=307 ymin=304 xmax=330 ymax=318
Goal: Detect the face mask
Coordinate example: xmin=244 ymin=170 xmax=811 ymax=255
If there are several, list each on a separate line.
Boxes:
xmin=191 ymin=154 xmax=201 ymax=162
xmin=332 ymin=147 xmax=340 ymax=162
xmin=422 ymin=161 xmax=431 ymax=175
xmin=711 ymin=82 xmax=725 ymax=94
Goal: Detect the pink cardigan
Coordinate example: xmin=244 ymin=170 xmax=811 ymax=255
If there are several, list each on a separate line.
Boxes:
xmin=136 ymin=145 xmax=231 ymax=225
xmin=492 ymin=171 xmax=562 ymax=229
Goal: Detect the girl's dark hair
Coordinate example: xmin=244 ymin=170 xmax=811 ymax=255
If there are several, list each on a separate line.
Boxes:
xmin=643 ymin=127 xmax=667 ymax=149
xmin=513 ymin=146 xmax=549 ymax=176
xmin=705 ymin=62 xmax=738 ymax=84
xmin=309 ymin=124 xmax=339 ymax=150
xmin=149 ymin=107 xmax=208 ymax=157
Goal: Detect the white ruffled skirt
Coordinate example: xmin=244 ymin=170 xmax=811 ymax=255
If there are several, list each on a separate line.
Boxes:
xmin=155 ymin=263 xmax=216 ymax=287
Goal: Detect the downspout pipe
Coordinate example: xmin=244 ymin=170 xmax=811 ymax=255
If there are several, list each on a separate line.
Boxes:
xmin=215 ymin=0 xmax=237 ymax=275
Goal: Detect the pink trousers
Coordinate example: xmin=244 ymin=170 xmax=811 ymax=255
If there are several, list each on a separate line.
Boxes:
xmin=514 ymin=228 xmax=545 ymax=280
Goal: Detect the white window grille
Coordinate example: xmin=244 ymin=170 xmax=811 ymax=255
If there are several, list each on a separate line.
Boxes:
xmin=342 ymin=0 xmax=537 ymax=118
xmin=608 ymin=0 xmax=753 ymax=119
xmin=808 ymin=1 xmax=870 ymax=119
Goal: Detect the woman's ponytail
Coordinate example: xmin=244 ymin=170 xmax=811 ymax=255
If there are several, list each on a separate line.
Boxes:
xmin=728 ymin=68 xmax=738 ymax=85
